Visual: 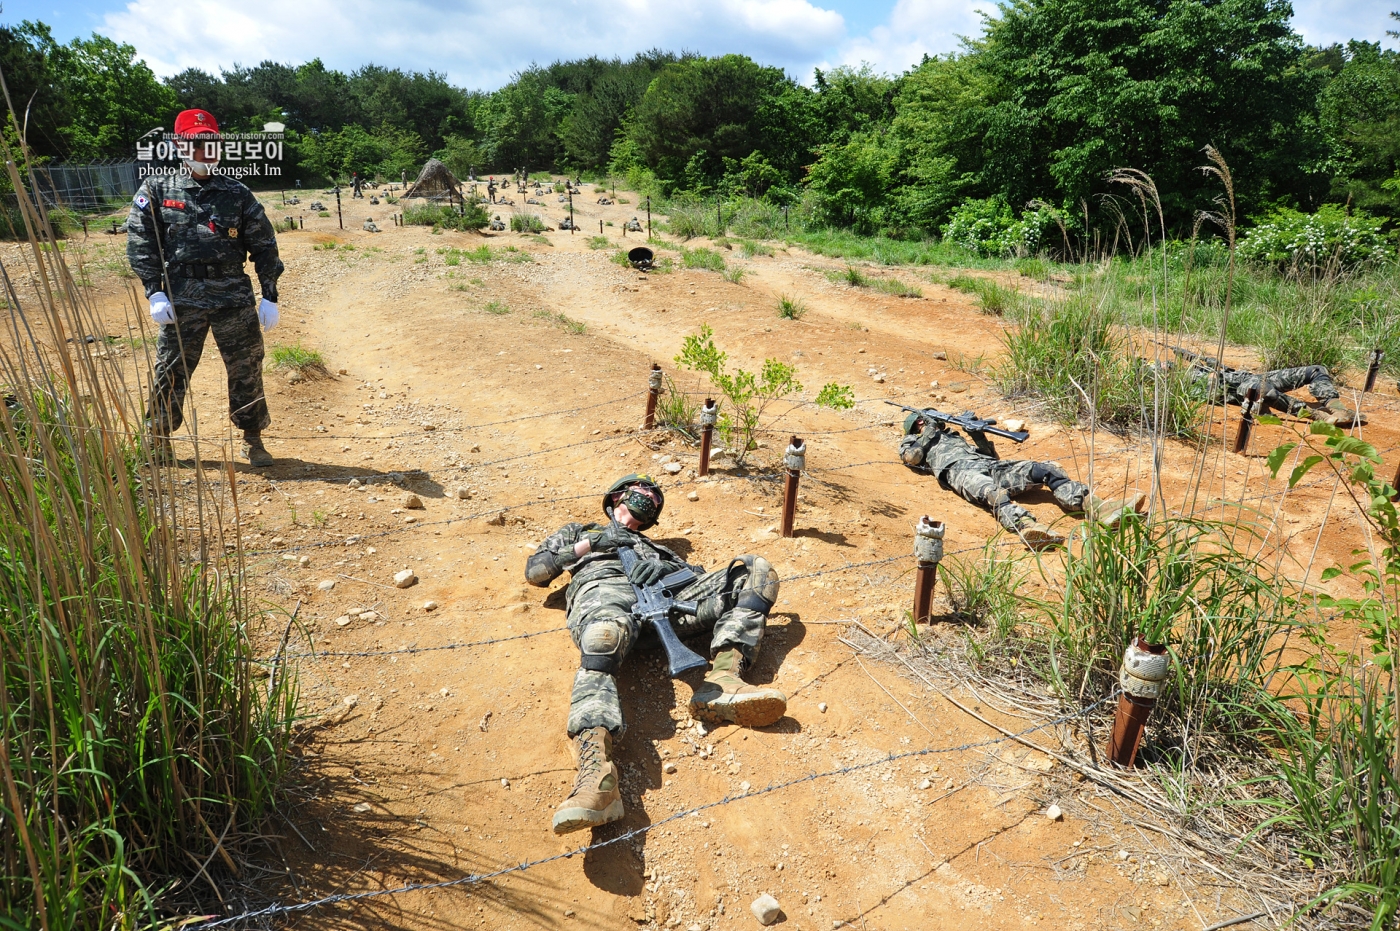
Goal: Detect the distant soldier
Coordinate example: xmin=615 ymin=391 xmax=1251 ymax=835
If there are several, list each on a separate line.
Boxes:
xmin=489 ymin=214 xmax=507 ymax=231
xmin=369 ymin=194 xmax=379 ymax=205
xmin=309 ymin=200 xmax=325 ymax=212
xmin=898 ymin=412 xmax=1144 ymax=549
xmin=127 ymin=108 xmax=284 ymax=467
xmin=363 ymin=217 xmax=381 ymax=232
xmin=624 ymin=216 xmax=643 ymax=232
xmin=351 ymin=172 xmax=363 ymax=198
xmin=559 ymin=216 xmax=576 ymax=230
xmin=487 ymin=178 xmax=498 ymax=204
xmin=1165 ymin=349 xmax=1363 ymax=426
xmin=596 ymin=196 xmax=612 ymax=206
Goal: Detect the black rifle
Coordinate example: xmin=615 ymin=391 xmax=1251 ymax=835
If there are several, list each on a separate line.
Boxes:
xmin=886 ymin=401 xmax=1028 ymax=443
xmin=617 ymin=544 xmax=708 ymax=676
xmin=1165 ymin=344 xmax=1241 ymax=374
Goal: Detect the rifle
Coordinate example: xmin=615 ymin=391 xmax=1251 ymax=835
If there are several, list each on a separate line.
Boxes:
xmin=1163 ymin=344 xmax=1241 ymax=374
xmin=617 ymin=544 xmax=708 ymax=676
xmin=886 ymin=401 xmax=1028 ymax=443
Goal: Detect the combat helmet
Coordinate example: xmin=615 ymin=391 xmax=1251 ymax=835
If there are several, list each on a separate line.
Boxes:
xmin=602 ymin=474 xmax=665 ymax=530
xmin=903 ymin=412 xmax=924 ymax=434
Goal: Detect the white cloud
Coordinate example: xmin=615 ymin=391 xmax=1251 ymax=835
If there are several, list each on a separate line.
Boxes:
xmin=827 ymin=0 xmax=994 ymax=76
xmin=103 ymin=0 xmax=846 ymax=88
xmin=1290 ymin=0 xmax=1397 ymax=48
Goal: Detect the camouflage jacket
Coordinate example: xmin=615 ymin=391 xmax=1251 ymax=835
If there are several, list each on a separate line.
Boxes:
xmin=898 ymin=425 xmax=998 ymax=477
xmin=525 ymin=522 xmax=691 ymax=593
xmin=127 ymin=173 xmax=283 ymax=311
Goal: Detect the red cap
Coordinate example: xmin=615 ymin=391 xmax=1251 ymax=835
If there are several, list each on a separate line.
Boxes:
xmin=174 ymin=109 xmax=220 ymax=138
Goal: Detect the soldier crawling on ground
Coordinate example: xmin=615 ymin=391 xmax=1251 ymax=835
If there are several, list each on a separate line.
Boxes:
xmin=488 ymin=214 xmax=507 ymax=231
xmin=526 ymin=475 xmax=786 ymax=835
xmin=1163 ymin=349 xmax=1363 ymax=426
xmin=898 ymin=412 xmax=1145 ymax=549
xmin=559 ymin=216 xmax=576 ymax=231
xmin=309 ymin=201 xmax=325 ymax=212
xmin=596 ymin=196 xmax=613 ymax=205
xmin=362 ymin=217 xmax=380 ymax=233
xmin=624 ymin=216 xmax=643 ymax=232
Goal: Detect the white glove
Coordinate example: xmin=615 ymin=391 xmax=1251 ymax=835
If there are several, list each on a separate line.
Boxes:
xmin=258 ymin=298 xmax=279 ymax=331
xmin=148 ymin=291 xmax=175 ymax=326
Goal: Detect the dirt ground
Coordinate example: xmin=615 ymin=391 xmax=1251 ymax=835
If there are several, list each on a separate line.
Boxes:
xmin=25 ymin=181 xmax=1396 ymax=930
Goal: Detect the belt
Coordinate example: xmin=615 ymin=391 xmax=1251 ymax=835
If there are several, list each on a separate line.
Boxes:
xmin=167 ymin=261 xmax=244 ymax=280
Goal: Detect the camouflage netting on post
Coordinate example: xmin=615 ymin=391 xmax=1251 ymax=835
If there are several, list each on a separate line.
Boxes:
xmin=405 ymin=158 xmax=462 ymax=202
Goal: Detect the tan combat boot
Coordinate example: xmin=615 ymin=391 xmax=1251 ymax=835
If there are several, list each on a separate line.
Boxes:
xmin=1013 ymin=517 xmax=1066 ymax=550
xmin=552 ymin=726 xmax=624 ymax=835
xmin=689 ymin=649 xmax=787 ymax=727
xmin=1308 ymin=400 xmax=1366 ymax=427
xmin=241 ymin=430 xmax=273 ymax=467
xmin=1087 ymin=492 xmax=1148 ymax=528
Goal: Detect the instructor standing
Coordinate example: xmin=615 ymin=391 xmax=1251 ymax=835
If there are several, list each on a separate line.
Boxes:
xmin=128 ymin=108 xmax=284 ymax=466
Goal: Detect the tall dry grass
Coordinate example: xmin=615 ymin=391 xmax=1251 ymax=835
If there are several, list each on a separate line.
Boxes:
xmin=0 ymin=113 xmax=295 ymax=927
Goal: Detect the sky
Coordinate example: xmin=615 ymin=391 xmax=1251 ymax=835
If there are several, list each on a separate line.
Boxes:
xmin=4 ymin=0 xmax=1396 ymax=89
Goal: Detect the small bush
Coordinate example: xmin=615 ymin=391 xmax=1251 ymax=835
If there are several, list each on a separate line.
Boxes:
xmin=776 ymin=295 xmax=807 ymax=320
xmin=656 ymin=375 xmax=699 ymax=433
xmin=739 ymin=239 xmax=774 ymax=258
xmin=1238 ymin=205 xmax=1391 ymax=270
xmin=841 ymin=266 xmax=868 ymax=287
xmin=318 ymin=211 xmax=331 ymax=218
xmin=484 ymin=301 xmax=510 ymax=315
xmin=268 ymin=342 xmax=329 ymax=376
xmin=511 ymin=213 xmax=546 ymax=233
xmin=403 ymin=202 xmax=490 ymax=231
xmin=682 ymin=247 xmax=726 ymax=271
xmin=723 ymin=266 xmax=747 ymax=284
xmin=587 ymin=236 xmax=610 ymax=250
xmin=941 ymin=197 xmax=1052 ymax=258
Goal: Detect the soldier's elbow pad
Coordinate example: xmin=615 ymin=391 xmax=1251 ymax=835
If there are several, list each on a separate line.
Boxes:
xmin=899 ymin=444 xmax=924 ymax=467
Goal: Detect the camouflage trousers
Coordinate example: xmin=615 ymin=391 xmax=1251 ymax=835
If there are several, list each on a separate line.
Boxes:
xmin=943 ymin=459 xmax=1088 ymax=532
xmin=147 ymin=303 xmax=270 ymax=434
xmin=566 ymin=555 xmax=778 ymax=737
xmin=1204 ymin=365 xmax=1339 ymax=415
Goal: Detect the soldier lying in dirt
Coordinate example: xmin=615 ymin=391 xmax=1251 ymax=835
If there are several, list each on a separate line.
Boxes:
xmin=897 ymin=412 xmax=1145 ymax=549
xmin=525 ymin=474 xmax=785 ymax=835
xmin=1163 ymin=348 xmax=1363 ymax=425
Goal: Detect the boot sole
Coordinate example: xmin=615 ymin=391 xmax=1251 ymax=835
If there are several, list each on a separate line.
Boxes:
xmin=552 ymin=798 xmax=624 ymax=835
xmin=689 ymin=693 xmax=787 ymax=728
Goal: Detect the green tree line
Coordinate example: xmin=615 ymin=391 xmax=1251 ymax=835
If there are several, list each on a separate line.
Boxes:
xmin=2 ymin=2 xmax=1398 ymax=236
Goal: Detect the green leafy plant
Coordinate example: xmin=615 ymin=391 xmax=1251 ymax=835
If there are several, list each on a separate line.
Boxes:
xmin=682 ymin=246 xmax=726 ymax=271
xmin=1239 ymin=205 xmax=1391 ymax=271
xmin=776 ymin=295 xmax=807 ymax=319
xmin=484 ymin=300 xmax=510 ymax=315
xmin=587 ymin=235 xmax=611 ymax=249
xmin=510 ymin=213 xmax=545 ymax=233
xmin=403 ymin=202 xmax=490 ymax=231
xmin=268 ymin=342 xmax=329 ymax=377
xmin=675 ymin=324 xmax=849 ymax=466
xmin=941 ymin=197 xmax=1052 ymax=258
xmin=723 ymin=266 xmax=747 ymax=284
xmin=814 ymin=382 xmax=854 ymax=409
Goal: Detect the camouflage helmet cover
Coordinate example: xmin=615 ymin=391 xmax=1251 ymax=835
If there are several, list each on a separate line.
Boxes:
xmin=602 ymin=474 xmax=665 ymax=529
xmin=903 ymin=411 xmax=924 ymax=434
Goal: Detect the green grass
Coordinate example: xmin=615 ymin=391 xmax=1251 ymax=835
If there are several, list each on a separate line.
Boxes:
xmin=533 ymin=309 xmax=586 ymax=333
xmin=0 ymin=187 xmax=295 ymax=925
xmin=510 ymin=213 xmax=545 ymax=233
xmin=722 ymin=266 xmax=747 ymax=284
xmin=403 ymin=202 xmax=490 ymax=231
xmin=267 ymin=342 xmax=329 ymax=376
xmin=530 ymin=234 xmax=551 ymax=245
xmin=739 ymin=239 xmax=774 ymax=258
xmin=946 ymin=273 xmax=1016 ymax=315
xmin=587 ymin=235 xmax=611 ymax=250
xmin=682 ymin=247 xmax=726 ymax=272
xmin=871 ymin=276 xmax=922 ymax=298
xmin=776 ymin=294 xmax=807 ymax=320
xmin=483 ymin=301 xmax=510 ymax=315
xmin=318 ymin=211 xmax=331 ymax=218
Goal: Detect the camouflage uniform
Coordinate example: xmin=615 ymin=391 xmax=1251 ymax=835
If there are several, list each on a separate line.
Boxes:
xmin=127 ymin=172 xmax=283 ymax=433
xmin=899 ymin=425 xmax=1088 ymax=532
xmin=1188 ymin=363 xmax=1339 ymax=416
xmin=526 ymin=523 xmax=778 ymax=738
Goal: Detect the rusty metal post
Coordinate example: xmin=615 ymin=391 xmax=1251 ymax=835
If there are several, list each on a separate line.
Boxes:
xmin=643 ymin=364 xmax=663 ymax=429
xmin=697 ymin=398 xmax=717 ymax=477
xmin=1107 ymin=637 xmax=1170 ymax=767
xmin=1232 ymin=385 xmax=1259 ymax=455
xmin=781 ymin=436 xmax=805 ymax=538
xmin=1365 ymin=348 xmax=1384 ymax=392
xmin=912 ymin=516 xmax=945 ymax=624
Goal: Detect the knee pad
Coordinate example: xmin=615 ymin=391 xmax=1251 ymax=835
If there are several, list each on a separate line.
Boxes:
xmin=734 ymin=555 xmax=780 ymax=606
xmin=579 ymin=618 xmax=625 ymax=673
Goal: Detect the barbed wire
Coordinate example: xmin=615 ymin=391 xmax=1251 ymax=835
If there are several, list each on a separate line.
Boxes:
xmin=192 ymin=692 xmax=1115 ymax=928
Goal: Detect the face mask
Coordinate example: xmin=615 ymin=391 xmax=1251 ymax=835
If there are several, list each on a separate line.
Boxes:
xmin=620 ymin=487 xmax=659 ymax=526
xmin=184 ymin=157 xmax=216 ymax=178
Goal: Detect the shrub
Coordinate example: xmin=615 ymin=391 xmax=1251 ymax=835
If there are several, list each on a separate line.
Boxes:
xmin=403 ymin=202 xmax=490 ymax=231
xmin=587 ymin=235 xmax=610 ymax=249
xmin=268 ymin=342 xmax=329 ymax=376
xmin=776 ymin=295 xmax=807 ymax=319
xmin=941 ymin=197 xmax=1052 ymax=258
xmin=510 ymin=213 xmax=545 ymax=233
xmin=1238 ymin=205 xmax=1391 ymax=270
xmin=682 ymin=247 xmax=726 ymax=271
xmin=723 ymin=266 xmax=747 ymax=284
xmin=675 ymin=324 xmax=850 ymax=466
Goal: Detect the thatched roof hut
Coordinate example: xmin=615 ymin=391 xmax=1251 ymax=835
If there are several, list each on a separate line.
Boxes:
xmin=405 ymin=159 xmax=462 ymax=201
